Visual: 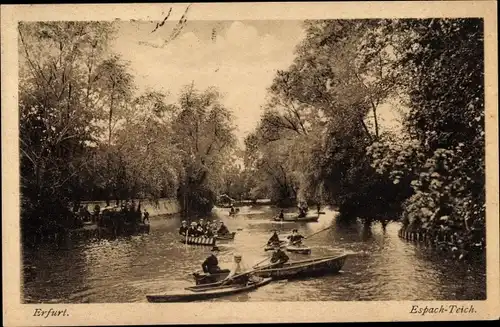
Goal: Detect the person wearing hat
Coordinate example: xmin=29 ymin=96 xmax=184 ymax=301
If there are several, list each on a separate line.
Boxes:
xmin=271 ymin=247 xmax=289 ymax=267
xmin=188 ymin=221 xmax=199 ymax=236
xmin=202 ymin=246 xmax=222 ymax=274
xmin=179 ymin=220 xmax=189 ymax=236
xmin=287 ymin=229 xmax=305 ymax=246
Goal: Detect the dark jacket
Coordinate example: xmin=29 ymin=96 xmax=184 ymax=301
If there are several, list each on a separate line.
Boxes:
xmin=288 ymin=234 xmax=304 ymax=244
xmin=179 ymin=225 xmax=188 ymax=236
xmin=268 ymin=232 xmax=280 ymax=245
xmin=217 ymin=224 xmax=229 ymax=235
xmin=202 ymin=254 xmax=220 ymax=273
xmin=271 ymin=249 xmax=289 ymax=264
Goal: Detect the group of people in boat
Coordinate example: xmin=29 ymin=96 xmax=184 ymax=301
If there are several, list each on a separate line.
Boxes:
xmin=179 ymin=219 xmax=230 ymax=238
xmin=267 ymin=229 xmax=305 ymax=247
xmin=275 ymin=202 xmax=311 ymax=221
xmin=74 ymin=201 xmax=151 ymax=227
xmin=200 ymin=244 xmax=290 ymax=285
xmin=229 ymin=205 xmax=240 ymax=215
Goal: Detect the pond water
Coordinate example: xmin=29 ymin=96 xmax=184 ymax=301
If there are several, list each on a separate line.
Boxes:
xmin=22 ymin=205 xmax=486 ymax=303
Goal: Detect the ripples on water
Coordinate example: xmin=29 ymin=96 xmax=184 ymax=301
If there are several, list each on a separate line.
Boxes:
xmin=22 ymin=205 xmax=486 ymax=303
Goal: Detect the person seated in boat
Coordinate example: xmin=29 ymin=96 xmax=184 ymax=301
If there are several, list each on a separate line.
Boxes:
xmin=267 ymin=230 xmax=281 ymax=246
xmin=298 ymin=207 xmax=306 ymax=218
xmin=222 ymin=254 xmax=259 ymax=285
xmin=179 ymin=221 xmax=189 ymax=236
xmin=278 ymin=209 xmax=284 ymax=220
xmin=197 ymin=224 xmax=206 ymax=237
xmin=202 ymin=246 xmax=222 ymax=274
xmin=217 ymin=222 xmax=230 ymax=236
xmin=270 ymin=247 xmax=290 ymax=266
xmin=205 ymin=227 xmax=214 ymax=238
xmin=188 ymin=222 xmax=199 ymax=236
xmin=230 ymin=205 xmax=235 ymax=214
xmin=287 ymin=229 xmax=305 ymax=246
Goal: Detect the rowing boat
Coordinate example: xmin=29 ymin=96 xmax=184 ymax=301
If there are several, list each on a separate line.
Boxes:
xmin=215 ymin=232 xmax=236 ymax=241
xmin=146 ymin=277 xmax=272 ymax=302
xmin=228 ymin=209 xmax=240 ymax=216
xmin=253 ymin=254 xmax=348 ymax=280
xmin=264 ymin=241 xmax=311 ymax=254
xmin=273 ymin=214 xmax=319 ymax=222
xmin=192 ymin=254 xmax=348 ymax=285
xmin=285 ymin=244 xmax=312 ymax=254
xmin=179 ymin=236 xmax=216 ymax=246
xmin=264 ymin=240 xmax=287 ymax=251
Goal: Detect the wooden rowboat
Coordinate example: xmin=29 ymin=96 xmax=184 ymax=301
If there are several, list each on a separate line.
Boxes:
xmin=273 ymin=214 xmax=319 ymax=223
xmin=264 ymin=240 xmax=287 ymax=251
xmin=146 ymin=277 xmax=272 ymax=303
xmin=254 ymin=254 xmax=348 ymax=280
xmin=285 ymin=244 xmax=312 ymax=254
xmin=215 ymin=232 xmax=236 ymax=241
xmin=179 ymin=236 xmax=216 ymax=246
xmin=193 ymin=254 xmax=348 ymax=285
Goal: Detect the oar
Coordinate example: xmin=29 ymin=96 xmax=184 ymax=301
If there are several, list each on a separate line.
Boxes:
xmin=303 ymin=225 xmax=333 ymax=240
xmin=252 ymin=256 xmax=271 ymax=269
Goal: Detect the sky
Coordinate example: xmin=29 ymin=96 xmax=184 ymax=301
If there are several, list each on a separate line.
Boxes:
xmin=111 ymin=19 xmax=403 ymax=145
xmin=112 ymin=20 xmax=306 ymax=145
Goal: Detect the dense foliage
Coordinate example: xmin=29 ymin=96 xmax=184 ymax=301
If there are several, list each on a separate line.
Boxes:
xmin=19 ymin=22 xmax=236 ymax=244
xmin=246 ymin=18 xmax=485 ymax=253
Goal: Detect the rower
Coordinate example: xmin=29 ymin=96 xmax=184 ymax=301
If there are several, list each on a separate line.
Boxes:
xmin=270 ymin=247 xmax=289 ymax=266
xmin=278 ymin=209 xmax=284 ymax=220
xmin=202 ymin=246 xmax=222 ymax=274
xmin=267 ymin=230 xmax=281 ymax=246
xmin=179 ymin=221 xmax=189 ymax=236
xmin=287 ymin=229 xmax=305 ymax=246
xmin=230 ymin=205 xmax=235 ymax=214
xmin=298 ymin=207 xmax=306 ymax=218
xmin=217 ymin=222 xmax=230 ymax=236
xmin=223 ymin=254 xmax=258 ymax=285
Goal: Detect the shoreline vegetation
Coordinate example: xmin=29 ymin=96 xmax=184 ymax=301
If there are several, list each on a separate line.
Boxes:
xmin=20 ymin=19 xmax=485 ymax=259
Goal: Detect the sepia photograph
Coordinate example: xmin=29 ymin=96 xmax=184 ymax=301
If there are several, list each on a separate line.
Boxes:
xmin=2 ymin=1 xmax=499 ymax=325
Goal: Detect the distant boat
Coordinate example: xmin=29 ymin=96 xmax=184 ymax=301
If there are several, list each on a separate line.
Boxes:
xmin=179 ymin=236 xmax=216 ymax=246
xmin=273 ymin=213 xmax=319 ymax=222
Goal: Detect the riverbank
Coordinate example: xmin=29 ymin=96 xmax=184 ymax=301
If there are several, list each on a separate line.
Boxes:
xmin=80 ymin=198 xmax=181 ymax=217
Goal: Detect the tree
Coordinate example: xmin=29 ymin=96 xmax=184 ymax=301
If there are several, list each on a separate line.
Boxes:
xmin=171 ymin=85 xmax=237 ymax=216
xmin=19 ymin=22 xmax=118 ymax=243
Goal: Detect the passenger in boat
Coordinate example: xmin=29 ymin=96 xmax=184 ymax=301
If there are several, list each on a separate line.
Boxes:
xmin=287 ymin=229 xmax=305 ymax=245
xmin=270 ymin=247 xmax=289 ymax=266
xmin=205 ymin=227 xmax=214 ymax=238
xmin=202 ymin=246 xmax=222 ymax=274
xmin=278 ymin=209 xmax=284 ymax=220
xmin=188 ymin=222 xmax=199 ymax=236
xmin=217 ymin=222 xmax=230 ymax=236
xmin=230 ymin=205 xmax=235 ymax=214
xmin=179 ymin=221 xmax=189 ymax=236
xmin=298 ymin=207 xmax=306 ymax=218
xmin=197 ymin=224 xmax=205 ymax=237
xmin=267 ymin=230 xmax=281 ymax=246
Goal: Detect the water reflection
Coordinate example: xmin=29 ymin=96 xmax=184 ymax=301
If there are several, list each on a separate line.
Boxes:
xmin=22 ymin=205 xmax=486 ymax=303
